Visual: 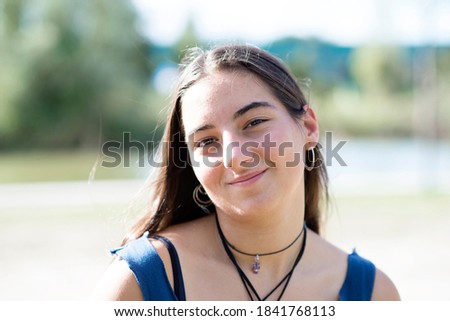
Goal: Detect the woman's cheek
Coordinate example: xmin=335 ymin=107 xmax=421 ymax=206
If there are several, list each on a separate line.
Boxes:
xmin=191 ymin=153 xmax=222 ymax=174
xmin=268 ymin=132 xmax=305 ymax=168
xmin=192 ymin=159 xmax=220 ymax=189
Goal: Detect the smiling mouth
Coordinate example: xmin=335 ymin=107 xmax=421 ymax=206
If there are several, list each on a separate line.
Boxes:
xmin=228 ymin=169 xmax=268 ymax=185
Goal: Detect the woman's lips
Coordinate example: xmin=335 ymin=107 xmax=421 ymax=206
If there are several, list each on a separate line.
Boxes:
xmin=228 ymin=169 xmax=267 ymax=186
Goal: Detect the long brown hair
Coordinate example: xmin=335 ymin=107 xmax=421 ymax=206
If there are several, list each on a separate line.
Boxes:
xmin=122 ymin=44 xmax=328 ymax=244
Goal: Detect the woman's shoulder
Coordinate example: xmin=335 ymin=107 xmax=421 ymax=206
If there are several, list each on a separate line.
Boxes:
xmin=92 ymin=233 xmax=159 ymax=300
xmin=372 ymin=268 xmax=401 ymax=300
xmin=91 ymin=232 xmax=178 ymax=301
xmin=306 ymin=229 xmax=349 ymax=272
xmin=91 ymin=215 xmax=214 ymax=301
xmin=91 ymin=257 xmax=145 ymax=300
xmin=159 ymin=214 xmax=214 ymax=238
xmin=307 ymin=231 xmax=399 ymax=300
xmin=340 ymin=249 xmax=400 ymax=300
xmin=157 ymin=214 xmax=216 ymax=254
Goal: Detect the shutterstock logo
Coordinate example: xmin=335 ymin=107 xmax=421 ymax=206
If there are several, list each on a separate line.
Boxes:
xmin=101 ymin=132 xmax=347 ymax=169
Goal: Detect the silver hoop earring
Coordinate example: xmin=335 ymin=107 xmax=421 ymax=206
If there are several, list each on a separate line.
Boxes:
xmin=193 ymin=184 xmax=212 ymax=213
xmin=305 ymin=147 xmax=316 ymax=171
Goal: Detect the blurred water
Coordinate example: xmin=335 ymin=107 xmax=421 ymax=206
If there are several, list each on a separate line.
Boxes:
xmin=325 ymin=138 xmax=450 ymax=195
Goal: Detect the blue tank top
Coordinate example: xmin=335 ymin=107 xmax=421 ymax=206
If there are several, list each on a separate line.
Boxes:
xmin=110 ymin=232 xmax=375 ymax=301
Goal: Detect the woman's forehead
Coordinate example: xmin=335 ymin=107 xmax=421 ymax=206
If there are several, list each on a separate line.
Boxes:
xmin=180 ymin=70 xmax=275 ymax=130
xmin=181 ymin=70 xmax=271 ymax=110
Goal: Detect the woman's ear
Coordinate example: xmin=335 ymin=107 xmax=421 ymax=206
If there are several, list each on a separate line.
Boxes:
xmin=302 ymin=105 xmax=319 ymax=148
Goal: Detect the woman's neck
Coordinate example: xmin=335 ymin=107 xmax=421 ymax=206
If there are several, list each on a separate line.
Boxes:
xmin=214 ymin=207 xmax=305 ymax=278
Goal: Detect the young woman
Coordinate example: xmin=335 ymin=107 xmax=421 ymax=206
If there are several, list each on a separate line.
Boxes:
xmin=92 ymin=44 xmax=400 ymax=301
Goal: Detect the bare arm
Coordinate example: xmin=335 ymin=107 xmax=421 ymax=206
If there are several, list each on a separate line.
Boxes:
xmin=90 ymin=258 xmax=144 ymax=301
xmin=371 ymin=268 xmax=401 ymax=301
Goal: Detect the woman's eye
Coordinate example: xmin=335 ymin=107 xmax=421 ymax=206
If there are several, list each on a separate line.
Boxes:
xmin=245 ymin=118 xmax=267 ymax=129
xmin=196 ymin=137 xmax=217 ymax=148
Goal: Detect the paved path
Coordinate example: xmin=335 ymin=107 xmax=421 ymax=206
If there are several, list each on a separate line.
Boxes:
xmin=0 ymin=179 xmax=144 ymax=210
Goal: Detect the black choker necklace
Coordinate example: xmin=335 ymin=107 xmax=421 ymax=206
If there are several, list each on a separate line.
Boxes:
xmin=224 ymin=225 xmax=305 ymax=274
xmin=216 ymin=215 xmax=307 ymax=301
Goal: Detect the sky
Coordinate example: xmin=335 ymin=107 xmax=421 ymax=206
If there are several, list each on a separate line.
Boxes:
xmin=131 ymin=0 xmax=450 ymax=46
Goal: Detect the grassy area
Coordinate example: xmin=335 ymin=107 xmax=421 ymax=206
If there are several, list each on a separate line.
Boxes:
xmin=0 ymin=150 xmax=143 ymax=183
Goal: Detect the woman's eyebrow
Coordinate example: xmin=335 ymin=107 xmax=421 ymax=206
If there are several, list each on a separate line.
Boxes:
xmin=233 ymin=101 xmax=275 ymax=120
xmin=186 ymin=124 xmax=215 ymax=143
xmin=186 ymin=101 xmax=275 ymax=142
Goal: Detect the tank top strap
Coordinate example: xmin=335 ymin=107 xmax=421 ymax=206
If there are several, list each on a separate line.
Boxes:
xmin=339 ymin=250 xmax=376 ymax=301
xmin=110 ymin=232 xmax=185 ymax=301
xmin=151 ymin=235 xmax=186 ymax=300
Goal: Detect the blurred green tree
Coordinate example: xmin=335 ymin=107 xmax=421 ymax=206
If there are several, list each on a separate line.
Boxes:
xmin=344 ymin=45 xmax=415 ymax=136
xmin=0 ymin=0 xmax=154 ymax=149
xmin=351 ymin=45 xmax=412 ymax=95
xmin=436 ymin=48 xmax=450 ymax=136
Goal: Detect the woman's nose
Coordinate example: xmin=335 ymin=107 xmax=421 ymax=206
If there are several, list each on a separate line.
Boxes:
xmin=222 ymin=134 xmax=259 ymax=170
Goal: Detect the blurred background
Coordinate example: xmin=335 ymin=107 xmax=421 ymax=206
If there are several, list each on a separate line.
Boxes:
xmin=0 ymin=0 xmax=449 ymax=300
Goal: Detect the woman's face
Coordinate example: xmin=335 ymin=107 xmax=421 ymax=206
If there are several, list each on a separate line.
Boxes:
xmin=181 ymin=70 xmax=318 ymax=218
